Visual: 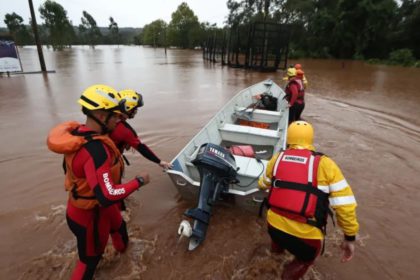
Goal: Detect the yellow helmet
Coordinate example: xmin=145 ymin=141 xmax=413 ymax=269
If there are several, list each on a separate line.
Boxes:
xmin=287 ymin=121 xmax=314 ymax=149
xmin=78 ymin=84 xmax=121 ymax=113
xmin=118 ymin=89 xmax=144 ymax=114
xmin=287 ymin=67 xmax=297 ymax=77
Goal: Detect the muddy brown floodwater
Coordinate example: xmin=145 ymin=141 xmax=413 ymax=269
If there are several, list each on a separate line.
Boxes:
xmin=1 ymin=46 xmax=419 ymax=280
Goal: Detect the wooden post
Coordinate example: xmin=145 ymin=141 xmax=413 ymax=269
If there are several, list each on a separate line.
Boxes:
xmin=28 ymin=0 xmax=46 ymax=72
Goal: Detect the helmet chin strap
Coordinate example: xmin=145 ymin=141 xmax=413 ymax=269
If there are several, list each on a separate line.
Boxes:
xmin=128 ymin=111 xmax=135 ymax=119
xmin=86 ymin=111 xmax=110 ymax=134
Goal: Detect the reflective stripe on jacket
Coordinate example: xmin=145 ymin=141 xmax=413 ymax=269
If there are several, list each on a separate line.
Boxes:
xmin=268 ymin=149 xmax=329 ymax=231
xmin=259 ymin=148 xmax=359 ymax=239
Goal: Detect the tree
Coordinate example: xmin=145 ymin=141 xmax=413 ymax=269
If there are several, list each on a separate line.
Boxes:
xmin=4 ymin=12 xmax=33 ymax=45
xmin=394 ymin=0 xmax=420 ymax=58
xmin=78 ymin=11 xmax=102 ymax=47
xmin=167 ymin=2 xmax=201 ymax=48
xmin=303 ymin=0 xmax=338 ymax=57
xmin=108 ymin=17 xmax=120 ymax=45
xmin=39 ymin=0 xmax=74 ymax=50
xmin=142 ymin=19 xmax=167 ymax=47
xmin=4 ymin=12 xmax=24 ymax=37
xmin=329 ymin=0 xmax=397 ymax=59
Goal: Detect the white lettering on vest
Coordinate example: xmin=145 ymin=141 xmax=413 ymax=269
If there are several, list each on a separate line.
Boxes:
xmin=103 ymin=173 xmax=125 ymax=195
xmin=282 ymin=155 xmax=307 ymax=164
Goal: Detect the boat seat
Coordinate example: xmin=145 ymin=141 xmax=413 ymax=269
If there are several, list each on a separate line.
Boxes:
xmin=234 ymin=106 xmax=282 ymax=123
xmin=219 ymin=123 xmax=281 ymax=146
xmin=233 ymin=155 xmax=268 ymax=178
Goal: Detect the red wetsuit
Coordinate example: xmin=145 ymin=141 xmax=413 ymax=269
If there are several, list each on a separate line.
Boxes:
xmin=110 ymin=121 xmax=160 ymax=164
xmin=63 ymin=125 xmax=141 ymax=280
xmin=285 ymin=79 xmax=305 ymax=123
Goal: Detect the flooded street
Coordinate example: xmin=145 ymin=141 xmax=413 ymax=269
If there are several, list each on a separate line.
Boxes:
xmin=1 ymin=46 xmax=419 ymax=279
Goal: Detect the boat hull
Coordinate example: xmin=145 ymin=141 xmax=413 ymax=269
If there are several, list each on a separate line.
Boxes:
xmin=167 ymin=79 xmax=288 ymax=213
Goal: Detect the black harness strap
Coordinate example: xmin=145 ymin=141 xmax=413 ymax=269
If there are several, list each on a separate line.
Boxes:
xmin=271 ymin=178 xmax=330 ymax=231
xmin=68 ymin=130 xmax=100 ymax=201
xmin=71 ymin=184 xmax=96 ymax=200
xmin=122 ymin=154 xmax=130 ymax=166
xmin=273 ymin=180 xmax=327 ymax=197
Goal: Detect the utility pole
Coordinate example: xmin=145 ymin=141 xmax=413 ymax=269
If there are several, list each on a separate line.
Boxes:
xmin=28 ymin=0 xmax=46 ymax=72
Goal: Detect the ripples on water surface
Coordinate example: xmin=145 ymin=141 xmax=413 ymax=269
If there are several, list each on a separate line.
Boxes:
xmin=0 ymin=46 xmax=419 ymax=279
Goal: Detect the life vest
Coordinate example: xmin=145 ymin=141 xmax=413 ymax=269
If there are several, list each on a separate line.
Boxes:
xmin=229 ymin=145 xmax=255 ymax=158
xmin=268 ymin=149 xmax=330 ymax=230
xmin=285 ymin=78 xmax=305 ymax=102
xmin=239 ymin=119 xmax=270 ymax=129
xmin=47 ymin=121 xmax=124 ymax=210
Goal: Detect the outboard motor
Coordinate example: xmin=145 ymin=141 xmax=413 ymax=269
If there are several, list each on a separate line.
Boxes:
xmin=179 ymin=143 xmax=237 ymax=250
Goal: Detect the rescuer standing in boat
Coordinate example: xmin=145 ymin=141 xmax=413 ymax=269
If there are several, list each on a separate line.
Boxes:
xmin=109 ymin=89 xmax=172 ymax=170
xmin=259 ymin=121 xmax=359 ymax=280
xmin=284 ymin=68 xmax=305 ymax=124
xmin=47 ymin=84 xmax=150 ymax=280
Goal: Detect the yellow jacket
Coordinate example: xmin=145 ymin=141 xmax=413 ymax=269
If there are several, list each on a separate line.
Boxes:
xmin=259 ymin=147 xmax=359 ymax=240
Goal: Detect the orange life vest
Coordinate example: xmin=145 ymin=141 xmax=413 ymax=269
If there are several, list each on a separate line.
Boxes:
xmin=47 ymin=121 xmax=124 ymax=209
xmin=268 ymin=149 xmax=329 ymax=230
xmin=239 ymin=119 xmax=270 ymax=129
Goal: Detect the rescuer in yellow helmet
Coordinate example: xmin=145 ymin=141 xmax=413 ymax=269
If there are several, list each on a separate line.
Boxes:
xmin=47 ymin=84 xmax=150 ymax=280
xmin=259 ymin=121 xmax=359 ymax=279
xmin=109 ymin=89 xmax=173 ymax=172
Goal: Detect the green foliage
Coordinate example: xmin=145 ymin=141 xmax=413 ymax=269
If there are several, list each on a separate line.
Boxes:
xmin=4 ymin=12 xmax=24 ymax=34
xmin=225 ymin=0 xmax=419 ymax=66
xmin=108 ymin=17 xmax=120 ymax=45
xmin=388 ymin=49 xmax=415 ymax=66
xmin=78 ymin=11 xmax=102 ymax=47
xmin=3 ymin=0 xmax=419 ymax=66
xmin=142 ymin=20 xmax=167 ymax=47
xmin=366 ymin=58 xmax=382 ymax=64
xmin=394 ymin=0 xmax=420 ymax=58
xmin=167 ymin=2 xmax=202 ymax=48
xmin=330 ymin=0 xmax=397 ymax=59
xmin=3 ymin=12 xmax=33 ymax=45
xmin=287 ymin=48 xmax=306 ymax=59
xmin=39 ymin=0 xmax=75 ymax=50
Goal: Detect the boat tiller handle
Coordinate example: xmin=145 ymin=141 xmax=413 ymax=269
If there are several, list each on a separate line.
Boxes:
xmin=178 ymin=220 xmax=192 ymax=238
xmin=176 ymin=179 xmax=187 ymax=186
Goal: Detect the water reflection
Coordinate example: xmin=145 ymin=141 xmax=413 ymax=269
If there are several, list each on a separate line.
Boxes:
xmin=1 ymin=46 xmax=420 ymax=280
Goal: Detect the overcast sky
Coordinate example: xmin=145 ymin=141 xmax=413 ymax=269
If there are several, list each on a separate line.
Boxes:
xmin=1 ymin=0 xmax=230 ymax=28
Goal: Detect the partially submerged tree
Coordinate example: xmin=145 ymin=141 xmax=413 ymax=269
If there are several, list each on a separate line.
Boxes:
xmin=142 ymin=19 xmax=167 ymax=47
xmin=167 ymin=2 xmax=201 ymax=48
xmin=39 ymin=0 xmax=74 ymax=50
xmin=79 ymin=11 xmax=102 ymax=47
xmin=226 ymin=0 xmax=408 ymax=60
xmin=108 ymin=17 xmax=120 ymax=45
xmin=3 ymin=12 xmax=33 ymax=45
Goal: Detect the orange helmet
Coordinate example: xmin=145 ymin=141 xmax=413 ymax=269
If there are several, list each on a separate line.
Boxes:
xmin=295 ymin=63 xmax=302 ymax=70
xmin=296 ymin=69 xmax=304 ymax=77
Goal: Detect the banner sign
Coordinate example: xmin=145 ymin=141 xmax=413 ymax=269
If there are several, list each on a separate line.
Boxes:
xmin=0 ymin=39 xmax=23 ymax=72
